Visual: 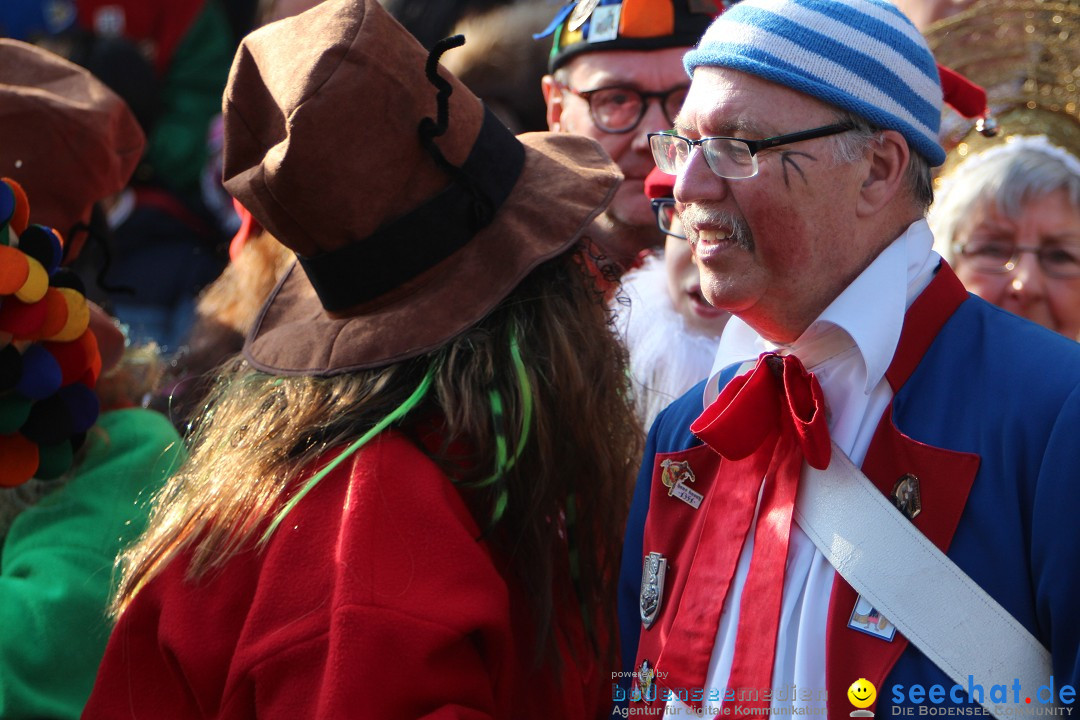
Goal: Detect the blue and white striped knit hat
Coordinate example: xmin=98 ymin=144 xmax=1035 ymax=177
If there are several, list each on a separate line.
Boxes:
xmin=684 ymin=0 xmax=946 ymax=166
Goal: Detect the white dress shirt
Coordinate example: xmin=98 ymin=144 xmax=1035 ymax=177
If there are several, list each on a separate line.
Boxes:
xmin=669 ymin=219 xmax=941 ymax=716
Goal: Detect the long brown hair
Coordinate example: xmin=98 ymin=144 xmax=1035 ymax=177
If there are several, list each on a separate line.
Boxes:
xmin=112 ymin=246 xmax=642 ymax=664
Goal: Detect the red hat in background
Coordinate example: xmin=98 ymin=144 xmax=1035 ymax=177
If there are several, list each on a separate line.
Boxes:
xmin=644 ymin=166 xmax=675 ymax=199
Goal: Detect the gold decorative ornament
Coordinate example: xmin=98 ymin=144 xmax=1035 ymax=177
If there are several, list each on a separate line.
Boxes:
xmin=925 ymin=0 xmax=1080 ymax=169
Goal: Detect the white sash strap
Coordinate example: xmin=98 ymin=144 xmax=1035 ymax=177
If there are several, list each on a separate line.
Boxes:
xmin=794 ymin=442 xmax=1054 ymax=717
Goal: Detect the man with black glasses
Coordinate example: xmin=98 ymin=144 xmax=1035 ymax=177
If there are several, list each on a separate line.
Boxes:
xmin=537 ymin=0 xmax=719 ymax=272
xmin=617 ymin=0 xmax=1080 ymax=717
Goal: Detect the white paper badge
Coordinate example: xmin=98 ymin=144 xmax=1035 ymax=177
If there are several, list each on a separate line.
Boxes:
xmin=848 ymin=594 xmax=897 ymax=642
xmin=587 ymin=4 xmax=621 ymax=43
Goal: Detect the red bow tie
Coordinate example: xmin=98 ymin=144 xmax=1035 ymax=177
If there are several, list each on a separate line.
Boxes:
xmin=690 ymin=353 xmax=830 ymax=712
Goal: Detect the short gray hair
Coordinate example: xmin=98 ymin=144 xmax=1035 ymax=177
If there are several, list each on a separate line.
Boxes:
xmin=830 ymin=109 xmax=934 ymax=213
xmin=928 ymin=142 xmax=1080 ymax=262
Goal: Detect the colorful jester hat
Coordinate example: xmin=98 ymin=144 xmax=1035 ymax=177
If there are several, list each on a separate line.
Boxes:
xmin=535 ymin=0 xmax=722 ymax=73
xmin=0 ymin=178 xmax=102 ymax=487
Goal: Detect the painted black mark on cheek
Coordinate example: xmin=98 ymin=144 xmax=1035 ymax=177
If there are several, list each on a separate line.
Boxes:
xmin=779 ymin=151 xmax=814 ymax=187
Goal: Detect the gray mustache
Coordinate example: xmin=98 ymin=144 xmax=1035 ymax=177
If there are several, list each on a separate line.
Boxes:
xmin=680 ymin=206 xmax=754 ymax=252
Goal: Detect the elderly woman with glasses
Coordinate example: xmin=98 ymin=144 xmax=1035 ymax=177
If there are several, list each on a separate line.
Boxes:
xmin=929 ymin=136 xmax=1080 ymax=341
xmin=925 ymin=0 xmax=1080 ymax=341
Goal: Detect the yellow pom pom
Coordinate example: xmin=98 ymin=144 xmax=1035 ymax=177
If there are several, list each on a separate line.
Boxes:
xmin=49 ymin=288 xmax=89 ymax=342
xmin=14 ymin=255 xmax=48 ymax=303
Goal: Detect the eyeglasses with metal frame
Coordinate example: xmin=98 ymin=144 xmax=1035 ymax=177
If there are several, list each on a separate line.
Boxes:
xmin=651 ymin=198 xmax=685 ymax=240
xmin=952 ymin=241 xmax=1080 ymax=279
xmin=648 ymin=123 xmax=855 ymax=180
xmin=559 ymin=84 xmax=689 ymax=134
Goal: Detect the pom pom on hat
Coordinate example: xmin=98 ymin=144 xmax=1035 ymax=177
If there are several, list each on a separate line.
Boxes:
xmin=0 ymin=294 xmax=48 ymax=338
xmin=0 ymin=343 xmax=21 ymax=392
xmin=18 ymin=225 xmax=64 ymax=274
xmin=49 ymin=287 xmax=89 ymax=342
xmin=14 ymin=255 xmax=49 ymax=303
xmin=14 ymin=344 xmax=62 ymax=399
xmin=36 ymin=287 xmax=69 ymax=339
xmin=0 ymin=134 xmax=105 ymax=488
xmin=58 ymin=382 xmax=99 ymax=433
xmin=45 ymin=329 xmax=101 ymax=387
xmin=0 ymin=244 xmax=30 ymax=294
xmin=0 ymin=394 xmax=32 ymax=434
xmin=34 ymin=439 xmax=74 ymax=480
xmin=21 ymin=394 xmax=74 ymax=446
xmin=0 ymin=178 xmax=14 ymax=228
xmin=683 ymin=0 xmax=946 ymax=166
xmin=0 ymin=432 xmax=38 ymax=487
xmin=2 ymin=178 xmax=30 ymax=236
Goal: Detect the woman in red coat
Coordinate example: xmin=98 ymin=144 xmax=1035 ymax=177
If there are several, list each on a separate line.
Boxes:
xmin=82 ymin=1 xmax=641 ymax=717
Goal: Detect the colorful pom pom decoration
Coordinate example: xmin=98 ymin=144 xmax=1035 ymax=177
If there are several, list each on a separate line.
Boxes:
xmin=0 ymin=181 xmax=101 ymax=486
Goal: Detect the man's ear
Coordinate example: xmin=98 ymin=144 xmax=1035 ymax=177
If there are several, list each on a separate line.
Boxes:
xmin=541 ymin=75 xmax=564 ymax=132
xmin=856 ymin=129 xmax=910 ymax=217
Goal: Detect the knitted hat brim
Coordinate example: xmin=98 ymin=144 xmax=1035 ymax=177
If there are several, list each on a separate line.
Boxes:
xmin=689 ymin=53 xmax=947 ymax=165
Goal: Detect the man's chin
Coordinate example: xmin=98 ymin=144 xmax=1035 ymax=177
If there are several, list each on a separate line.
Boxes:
xmin=608 ymin=189 xmax=658 ymax=234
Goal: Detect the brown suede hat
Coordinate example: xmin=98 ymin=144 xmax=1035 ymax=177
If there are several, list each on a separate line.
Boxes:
xmin=0 ymin=39 xmax=144 ymax=261
xmin=225 ymin=0 xmax=621 ymax=376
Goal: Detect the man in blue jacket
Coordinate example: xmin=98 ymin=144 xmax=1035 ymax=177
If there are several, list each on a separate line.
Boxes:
xmin=617 ymin=1 xmax=1080 ymax=717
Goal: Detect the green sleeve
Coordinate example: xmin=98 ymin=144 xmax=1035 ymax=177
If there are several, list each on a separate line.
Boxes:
xmin=0 ymin=408 xmax=184 ymax=719
xmin=146 ymin=0 xmax=234 ymax=198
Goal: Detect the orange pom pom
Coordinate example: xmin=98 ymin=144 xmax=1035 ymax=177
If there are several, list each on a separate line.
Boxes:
xmin=35 ymin=288 xmax=69 ymax=339
xmin=0 ymin=432 xmax=39 ymax=487
xmin=45 ymin=328 xmax=102 ymax=388
xmin=0 ymin=244 xmax=30 ymax=294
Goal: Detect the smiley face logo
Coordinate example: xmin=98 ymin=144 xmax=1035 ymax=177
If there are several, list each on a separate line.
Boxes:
xmin=847 ymin=678 xmax=877 ymax=709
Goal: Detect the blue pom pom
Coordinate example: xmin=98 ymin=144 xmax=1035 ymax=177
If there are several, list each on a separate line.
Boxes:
xmin=19 ymin=225 xmax=63 ymax=273
xmin=0 ymin=181 xmax=14 ymax=227
xmin=59 ymin=383 xmax=99 ymax=433
xmin=15 ymin=345 xmax=62 ymax=399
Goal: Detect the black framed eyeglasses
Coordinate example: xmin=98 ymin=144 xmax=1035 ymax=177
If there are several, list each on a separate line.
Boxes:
xmin=648 ymin=123 xmax=855 ymax=180
xmin=560 ymin=84 xmax=689 ymax=134
xmin=952 ymin=241 xmax=1080 ymax=279
xmin=651 ymin=198 xmax=685 ymax=240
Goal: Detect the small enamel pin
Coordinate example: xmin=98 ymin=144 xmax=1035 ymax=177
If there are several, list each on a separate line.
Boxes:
xmin=660 ymin=458 xmax=703 ymax=509
xmin=892 ymin=473 xmax=922 ymax=520
xmin=567 ymin=0 xmax=599 ymax=31
xmin=640 ymin=552 xmax=667 ymax=629
xmin=848 ymin=594 xmax=896 ymax=642
xmin=632 ymin=658 xmax=656 ymax=700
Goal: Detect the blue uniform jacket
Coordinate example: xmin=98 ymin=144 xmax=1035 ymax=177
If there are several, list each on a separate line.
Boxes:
xmin=617 ymin=266 xmax=1080 ymax=716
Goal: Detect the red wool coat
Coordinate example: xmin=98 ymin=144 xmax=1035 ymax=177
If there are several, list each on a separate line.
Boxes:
xmin=83 ymin=430 xmax=608 ymax=719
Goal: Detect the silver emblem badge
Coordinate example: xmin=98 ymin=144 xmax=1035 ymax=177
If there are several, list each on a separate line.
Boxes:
xmin=892 ymin=473 xmax=922 ymax=520
xmin=640 ymin=552 xmax=668 ymax=629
